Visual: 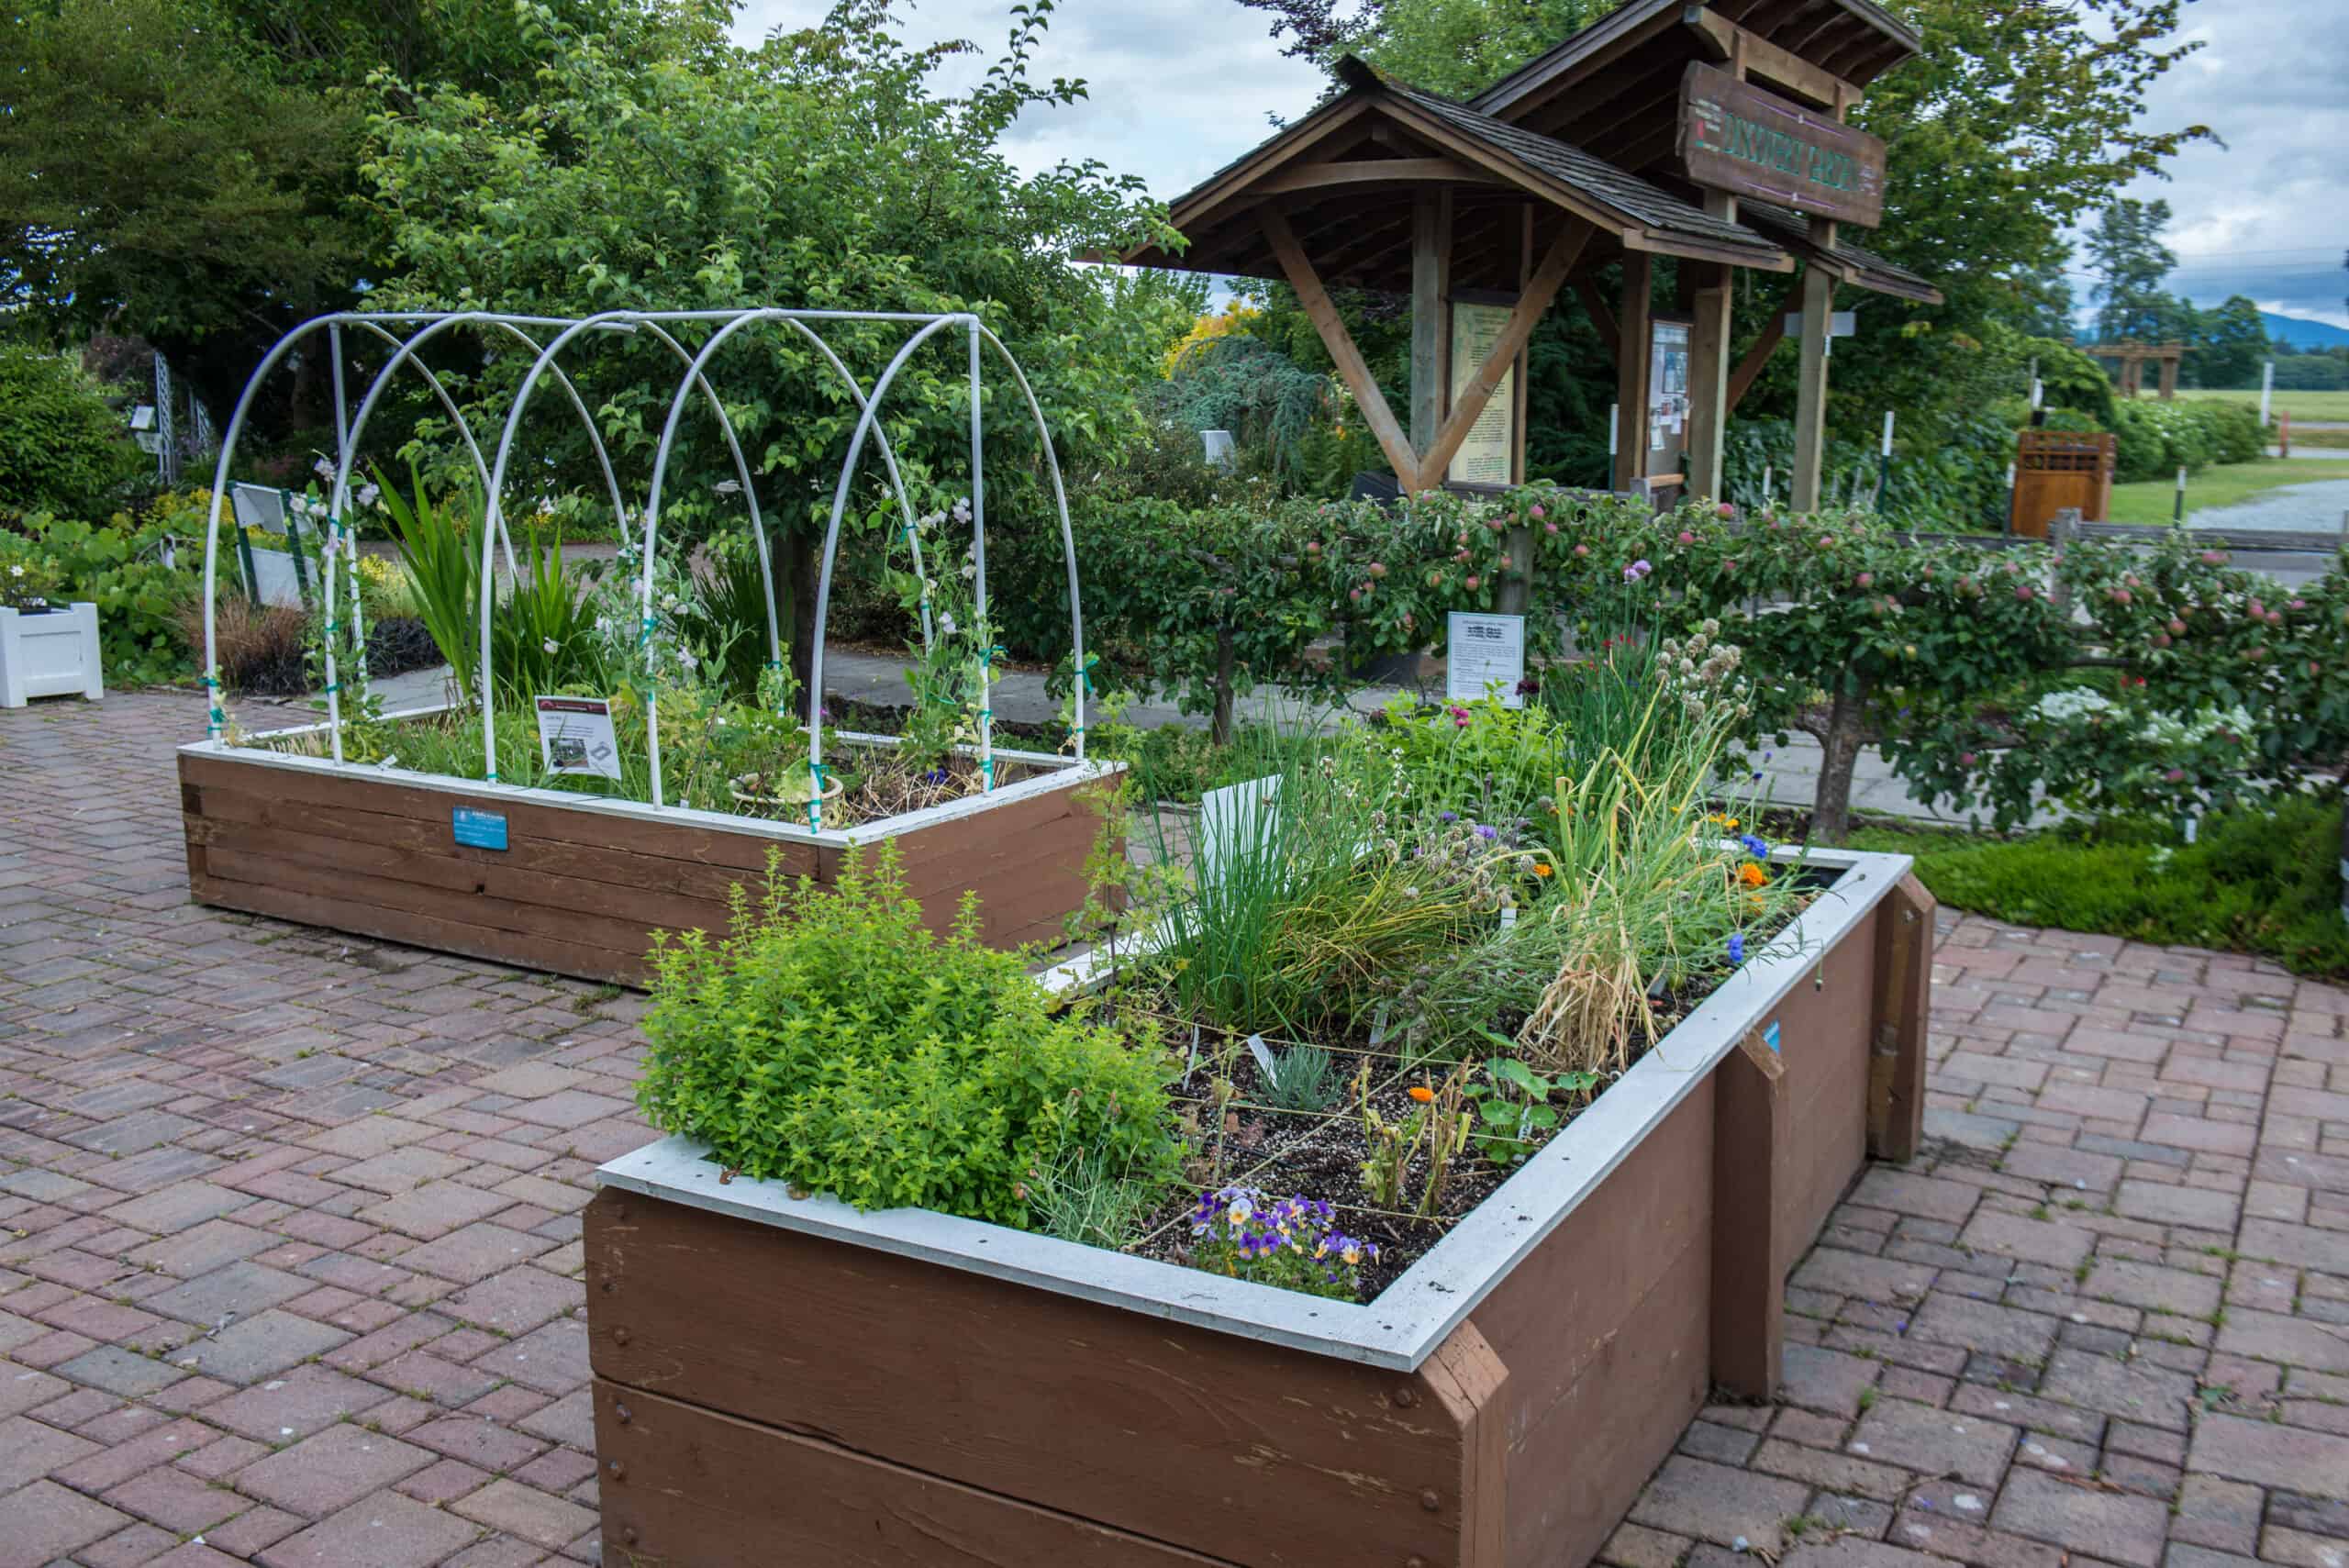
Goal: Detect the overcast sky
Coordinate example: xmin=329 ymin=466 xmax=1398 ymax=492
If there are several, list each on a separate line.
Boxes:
xmin=731 ymin=0 xmax=2349 ymax=329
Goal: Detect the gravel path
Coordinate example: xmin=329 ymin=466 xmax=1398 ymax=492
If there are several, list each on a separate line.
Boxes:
xmin=2191 ymin=477 xmax=2349 ymax=533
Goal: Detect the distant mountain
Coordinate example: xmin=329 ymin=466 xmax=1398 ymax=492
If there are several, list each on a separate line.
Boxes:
xmin=2263 ymin=312 xmax=2349 ymax=350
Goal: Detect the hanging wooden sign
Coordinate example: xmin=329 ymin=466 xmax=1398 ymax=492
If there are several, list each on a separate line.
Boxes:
xmin=1679 ymin=62 xmax=1886 ymax=228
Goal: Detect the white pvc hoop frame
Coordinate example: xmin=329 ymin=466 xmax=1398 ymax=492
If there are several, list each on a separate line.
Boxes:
xmin=200 ymin=309 xmax=1087 ymax=830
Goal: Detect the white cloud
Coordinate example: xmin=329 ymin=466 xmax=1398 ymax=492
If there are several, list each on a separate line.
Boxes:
xmin=733 ymin=1 xmax=2349 ymax=328
xmin=729 ymin=0 xmax=1328 ymax=198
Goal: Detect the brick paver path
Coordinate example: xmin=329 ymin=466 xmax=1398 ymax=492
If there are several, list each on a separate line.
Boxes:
xmin=3 ymin=692 xmax=2346 ymax=1568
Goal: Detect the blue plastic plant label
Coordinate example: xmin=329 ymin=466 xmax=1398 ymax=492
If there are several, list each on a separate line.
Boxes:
xmin=451 ymin=807 xmax=508 ymax=851
xmin=1763 ymin=1018 xmax=1781 ymax=1055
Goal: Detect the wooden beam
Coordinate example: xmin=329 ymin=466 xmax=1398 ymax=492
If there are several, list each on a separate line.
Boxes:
xmin=1256 ymin=157 xmax=1493 ymax=196
xmin=1614 ymin=251 xmax=1655 ymax=491
xmin=1259 ymin=207 xmax=1420 ymax=492
xmin=1687 ymin=261 xmax=1732 ymax=503
xmin=1681 ymin=6 xmax=1859 ymax=110
xmin=1710 ymin=1031 xmax=1789 ymax=1400
xmin=1725 ymin=279 xmax=1800 ymax=413
xmin=1575 ymin=278 xmax=1620 ymax=364
xmin=1867 ymin=873 xmax=1932 ymax=1163
xmin=1409 ymin=192 xmax=1447 ymax=456
xmin=1513 ymin=206 xmax=1533 ymax=487
xmin=1790 ymin=261 xmax=1834 ymax=509
xmin=1421 ymin=219 xmax=1593 ymax=483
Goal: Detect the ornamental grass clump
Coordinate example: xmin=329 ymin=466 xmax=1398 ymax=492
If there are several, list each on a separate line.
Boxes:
xmin=636 ymin=845 xmax=1183 ymax=1228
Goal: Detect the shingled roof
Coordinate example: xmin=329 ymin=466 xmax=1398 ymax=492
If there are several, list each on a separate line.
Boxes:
xmin=1737 ymin=199 xmax=1942 ymax=305
xmin=1343 ymin=61 xmax=1772 ymax=258
xmin=1126 ymin=54 xmax=1790 ymax=287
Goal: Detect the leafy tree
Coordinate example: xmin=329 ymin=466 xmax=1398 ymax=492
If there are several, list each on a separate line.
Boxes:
xmin=2193 ymin=296 xmax=2270 ymax=389
xmin=361 ymin=0 xmax=1188 ymax=695
xmin=2087 ymin=198 xmax=2179 ymax=342
xmin=0 ymin=0 xmax=370 ymax=423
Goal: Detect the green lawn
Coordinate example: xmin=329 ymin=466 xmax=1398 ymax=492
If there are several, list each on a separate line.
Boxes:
xmin=1847 ymin=794 xmax=2349 ymax=978
xmin=2171 ymin=386 xmax=2349 ymax=423
xmin=2105 ymin=456 xmax=2349 ymax=525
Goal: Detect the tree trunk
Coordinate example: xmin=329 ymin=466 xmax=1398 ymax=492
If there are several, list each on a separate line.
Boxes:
xmin=773 ymin=527 xmax=818 ymax=710
xmin=1810 ymin=675 xmax=1875 ymax=844
xmin=1211 ymin=624 xmax=1237 ymax=748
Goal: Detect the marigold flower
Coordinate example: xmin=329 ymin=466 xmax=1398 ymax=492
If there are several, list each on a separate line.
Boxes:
xmin=1737 ymin=862 xmax=1769 ymax=888
xmin=1533 ymin=862 xmax=1553 ymax=878
xmin=1408 ymin=1084 xmax=1435 ymax=1104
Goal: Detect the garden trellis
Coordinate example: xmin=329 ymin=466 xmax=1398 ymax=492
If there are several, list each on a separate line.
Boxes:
xmin=197 ymin=307 xmax=1089 ymax=829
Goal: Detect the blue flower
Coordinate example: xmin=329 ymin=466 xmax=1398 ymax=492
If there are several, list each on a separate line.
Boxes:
xmin=1475 ymin=823 xmax=1497 ymax=840
xmin=1728 ymin=932 xmax=1746 ymax=965
xmin=1438 ymin=810 xmax=1457 ymax=824
xmin=1739 ymin=833 xmax=1769 ymax=858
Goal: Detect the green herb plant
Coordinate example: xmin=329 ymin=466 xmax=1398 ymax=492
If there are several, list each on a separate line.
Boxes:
xmin=636 ymin=844 xmax=1184 ymax=1228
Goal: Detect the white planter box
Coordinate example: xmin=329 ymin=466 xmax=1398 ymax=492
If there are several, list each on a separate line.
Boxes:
xmin=0 ymin=602 xmax=104 ymax=707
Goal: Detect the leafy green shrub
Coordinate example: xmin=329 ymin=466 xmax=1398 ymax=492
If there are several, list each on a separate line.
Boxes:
xmin=2108 ymin=398 xmax=2261 ymax=483
xmin=1853 ymin=794 xmax=2349 ymax=978
xmin=637 ymin=847 xmax=1183 ymax=1226
xmin=0 ymin=510 xmax=200 ymax=684
xmin=0 ymin=345 xmax=144 ymax=517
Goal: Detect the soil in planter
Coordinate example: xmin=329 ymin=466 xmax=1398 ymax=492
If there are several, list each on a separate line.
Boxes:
xmin=1104 ymin=872 xmax=1828 ymax=1299
xmin=239 ymin=706 xmax=1057 ymax=832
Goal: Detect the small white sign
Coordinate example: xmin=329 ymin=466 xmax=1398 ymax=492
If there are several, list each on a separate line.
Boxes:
xmin=1245 ymin=1033 xmax=1280 ymax=1089
xmin=1197 ymin=773 xmax=1282 ymax=890
xmin=535 ymin=695 xmax=620 ymax=780
xmin=1446 ymin=612 xmax=1527 ymax=708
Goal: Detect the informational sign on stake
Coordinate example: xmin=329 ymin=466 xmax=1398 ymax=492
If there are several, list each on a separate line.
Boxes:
xmin=1447 ymin=612 xmax=1526 ymax=708
xmin=534 ymin=695 xmax=621 ymax=780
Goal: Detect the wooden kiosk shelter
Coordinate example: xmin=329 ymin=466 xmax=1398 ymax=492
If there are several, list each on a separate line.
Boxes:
xmin=2083 ymin=340 xmax=2187 ymax=401
xmin=1127 ymin=0 xmax=1942 ymax=509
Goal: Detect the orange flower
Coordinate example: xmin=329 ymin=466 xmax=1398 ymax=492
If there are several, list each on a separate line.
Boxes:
xmin=1533 ymin=862 xmax=1554 ymax=878
xmin=1737 ymin=862 xmax=1769 ymax=888
xmin=1408 ymin=1085 xmax=1435 ymax=1103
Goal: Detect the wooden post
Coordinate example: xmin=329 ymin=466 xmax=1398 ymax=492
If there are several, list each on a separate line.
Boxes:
xmin=2158 ymin=351 xmax=2179 ymax=402
xmin=1613 ymin=252 xmax=1653 ymax=492
xmin=1790 ymin=260 xmax=1834 ymax=511
xmin=1260 ymin=208 xmax=1421 ymax=491
xmin=1411 ymin=192 xmax=1446 ymax=458
xmin=1513 ymin=206 xmax=1533 ymax=487
xmin=1687 ymin=261 xmax=1732 ymax=504
xmin=1867 ymin=873 xmax=1933 ymax=1163
xmin=1710 ymin=1031 xmax=1788 ymax=1401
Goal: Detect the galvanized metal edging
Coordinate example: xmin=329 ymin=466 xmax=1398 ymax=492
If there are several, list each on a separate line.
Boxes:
xmin=596 ymin=844 xmax=1915 ymax=1372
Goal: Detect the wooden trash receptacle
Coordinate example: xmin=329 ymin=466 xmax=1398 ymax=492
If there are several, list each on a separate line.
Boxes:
xmin=2011 ymin=430 xmax=2115 ymax=537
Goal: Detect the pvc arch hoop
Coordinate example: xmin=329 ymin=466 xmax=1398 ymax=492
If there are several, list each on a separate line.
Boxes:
xmin=635 ymin=307 xmax=941 ymax=806
xmin=207 ymin=307 xmax=1084 ymax=832
xmin=804 ymin=313 xmax=1089 ymax=826
xmin=472 ymin=311 xmax=796 ymax=787
xmin=312 ymin=314 xmax=634 ymax=758
xmin=200 ymin=313 xmax=500 ymax=736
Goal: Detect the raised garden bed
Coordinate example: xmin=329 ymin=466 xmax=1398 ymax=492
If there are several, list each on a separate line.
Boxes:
xmin=583 ymin=845 xmax=1932 ymax=1568
xmin=178 ymin=710 xmax=1119 ymax=985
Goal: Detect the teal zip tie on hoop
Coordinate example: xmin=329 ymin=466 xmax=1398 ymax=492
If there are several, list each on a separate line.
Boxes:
xmin=322 ymin=683 xmax=340 ymax=695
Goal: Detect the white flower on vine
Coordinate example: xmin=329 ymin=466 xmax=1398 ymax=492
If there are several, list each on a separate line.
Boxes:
xmin=356 ymin=483 xmax=380 ymax=508
xmin=541 ymin=638 xmax=559 ymax=654
xmin=678 ymin=649 xmax=698 ymax=670
xmin=7 ymin=566 xmax=21 ymax=578
xmin=313 ymin=457 xmax=336 ymax=481
xmin=960 ymin=559 xmax=977 ymax=580
xmin=952 ymin=496 xmax=972 ymax=525
xmin=939 ymin=612 xmax=957 ymax=636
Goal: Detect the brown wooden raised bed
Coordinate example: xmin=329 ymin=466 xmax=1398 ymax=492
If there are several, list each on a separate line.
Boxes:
xmin=178 ymin=725 xmax=1120 ymax=985
xmin=582 ymin=849 xmax=1932 ymax=1567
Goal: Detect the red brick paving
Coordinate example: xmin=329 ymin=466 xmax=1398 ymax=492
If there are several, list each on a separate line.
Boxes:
xmin=4 ymin=691 xmax=2348 ymax=1567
